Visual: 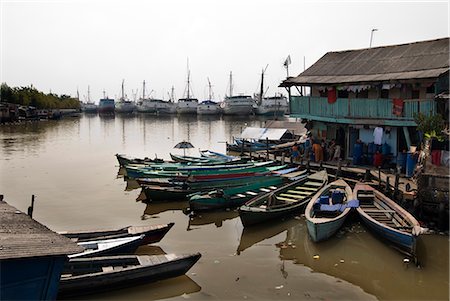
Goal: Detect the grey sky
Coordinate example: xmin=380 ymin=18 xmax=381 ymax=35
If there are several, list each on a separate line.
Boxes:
xmin=1 ymin=0 xmax=448 ymax=103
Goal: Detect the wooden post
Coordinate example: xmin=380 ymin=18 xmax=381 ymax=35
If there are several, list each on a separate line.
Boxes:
xmin=337 ymin=159 xmax=342 ymax=178
xmin=27 ymin=195 xmax=35 ymax=218
xmin=306 ymin=159 xmax=310 ymax=173
xmin=378 ymin=167 xmax=382 ymax=188
xmin=364 ymin=169 xmax=371 ymax=182
xmin=385 ymin=176 xmax=390 ymax=195
xmin=319 ymin=161 xmax=323 ymax=170
xmin=281 ymin=152 xmax=285 ymax=165
xmin=266 ymin=138 xmax=269 ymax=161
xmin=240 ymin=138 xmax=245 ymax=156
xmin=394 ymin=171 xmax=400 ymax=200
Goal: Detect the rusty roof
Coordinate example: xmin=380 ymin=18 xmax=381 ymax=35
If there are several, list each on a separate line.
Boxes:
xmin=281 ymin=37 xmax=449 ymax=86
xmin=0 ymin=200 xmax=84 ymax=260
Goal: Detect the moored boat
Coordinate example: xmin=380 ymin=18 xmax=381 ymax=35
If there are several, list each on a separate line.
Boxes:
xmin=197 ymin=100 xmax=221 ymax=115
xmin=59 ymin=253 xmax=202 ymax=298
xmin=353 ymin=183 xmax=421 ymax=257
xmin=304 ymin=179 xmax=356 ymax=242
xmin=69 ymin=235 xmax=145 ymax=259
xmin=115 ymin=153 xmax=164 ymax=167
xmin=188 ymin=176 xmax=286 ymax=211
xmin=238 ymin=170 xmax=328 ymax=227
xmin=98 ymin=95 xmax=115 ymax=114
xmin=59 ymin=223 xmax=174 ymax=245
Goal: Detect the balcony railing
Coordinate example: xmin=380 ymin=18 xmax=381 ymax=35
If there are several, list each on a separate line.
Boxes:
xmin=290 ymin=96 xmax=435 ymax=124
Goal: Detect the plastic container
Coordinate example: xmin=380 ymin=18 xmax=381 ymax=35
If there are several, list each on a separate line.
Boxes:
xmin=331 ymin=191 xmax=344 ymax=204
xmin=396 ymin=152 xmax=407 ymax=172
xmin=373 ymin=153 xmax=383 ymax=167
xmin=382 ymin=143 xmax=391 ymax=155
xmin=353 ymin=143 xmax=363 ymax=165
xmin=406 ymin=152 xmax=417 ymax=178
xmin=319 ymin=195 xmax=329 ymax=205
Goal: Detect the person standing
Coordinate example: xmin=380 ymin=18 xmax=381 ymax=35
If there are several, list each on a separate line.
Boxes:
xmin=312 ymin=140 xmax=324 ymax=162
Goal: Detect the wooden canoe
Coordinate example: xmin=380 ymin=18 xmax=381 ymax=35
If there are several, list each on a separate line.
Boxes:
xmin=238 ymin=170 xmax=328 ymax=227
xmin=59 ymin=253 xmax=201 ymax=298
xmin=353 ymin=183 xmax=421 ymax=257
xmin=305 ymin=179 xmax=354 ymax=242
xmin=69 ymin=235 xmax=145 ymax=259
xmin=59 ymin=223 xmax=174 ymax=245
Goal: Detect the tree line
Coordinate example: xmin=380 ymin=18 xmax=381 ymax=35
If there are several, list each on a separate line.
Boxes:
xmin=0 ymin=83 xmax=80 ymax=109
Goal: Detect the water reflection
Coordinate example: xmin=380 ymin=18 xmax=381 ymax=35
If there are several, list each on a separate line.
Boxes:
xmin=237 ymin=217 xmax=301 ymax=255
xmin=277 ymin=220 xmax=449 ymax=301
xmin=142 ymin=201 xmax=189 ymax=217
xmin=187 ymin=210 xmax=239 ymax=230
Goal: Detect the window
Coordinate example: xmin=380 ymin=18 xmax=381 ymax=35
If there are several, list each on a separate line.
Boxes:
xmin=319 ymin=89 xmax=327 ymax=97
xmin=356 ymin=89 xmax=368 ymax=98
xmin=426 ymin=85 xmax=435 ymax=94
xmin=412 ymin=90 xmax=420 ymax=99
xmin=381 ymin=89 xmax=389 ymax=98
xmin=338 ymin=90 xmax=349 ymax=98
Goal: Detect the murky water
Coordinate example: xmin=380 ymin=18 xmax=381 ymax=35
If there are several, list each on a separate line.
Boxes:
xmin=0 ymin=114 xmax=448 ymax=301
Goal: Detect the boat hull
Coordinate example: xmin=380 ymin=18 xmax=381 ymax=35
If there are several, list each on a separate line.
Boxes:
xmin=58 ymin=253 xmax=201 ymax=298
xmin=239 ymin=201 xmax=306 ymax=227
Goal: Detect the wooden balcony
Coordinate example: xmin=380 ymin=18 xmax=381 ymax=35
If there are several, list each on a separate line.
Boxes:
xmin=289 ymin=96 xmax=436 ymax=126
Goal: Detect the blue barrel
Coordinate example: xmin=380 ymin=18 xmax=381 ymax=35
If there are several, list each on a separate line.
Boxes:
xmin=368 ymin=142 xmax=375 ymax=154
xmin=406 ymin=152 xmax=417 ymax=178
xmin=397 ymin=152 xmax=407 ymax=172
xmin=353 ymin=143 xmax=363 ymax=165
xmin=382 ymin=143 xmax=391 ymax=155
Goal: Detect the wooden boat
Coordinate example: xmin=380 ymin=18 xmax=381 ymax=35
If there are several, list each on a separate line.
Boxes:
xmin=238 ymin=170 xmax=328 ymax=227
xmin=141 ymin=173 xmax=279 ymax=202
xmin=69 ymin=235 xmax=145 ymax=259
xmin=58 ymin=253 xmax=201 ymax=298
xmin=170 ymin=153 xmax=226 ymax=164
xmin=188 ymin=176 xmax=285 ymax=211
xmin=304 ymin=179 xmax=355 ymax=242
xmin=115 ymin=153 xmax=164 ymax=167
xmin=353 ymin=183 xmax=421 ymax=257
xmin=59 ymin=223 xmax=174 ymax=245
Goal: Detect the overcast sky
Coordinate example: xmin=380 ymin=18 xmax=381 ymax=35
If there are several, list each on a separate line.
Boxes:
xmin=1 ymin=0 xmax=448 ymax=103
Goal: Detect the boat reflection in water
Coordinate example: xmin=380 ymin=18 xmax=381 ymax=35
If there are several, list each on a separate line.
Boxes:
xmin=187 ymin=210 xmax=239 ymax=231
xmin=142 ymin=201 xmax=189 ymax=218
xmin=237 ymin=217 xmax=302 ymax=255
xmin=276 ymin=220 xmax=448 ymax=301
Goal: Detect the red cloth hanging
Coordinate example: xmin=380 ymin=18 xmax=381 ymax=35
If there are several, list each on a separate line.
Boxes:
xmin=392 ymin=98 xmax=404 ymax=116
xmin=327 ymin=87 xmax=337 ymax=104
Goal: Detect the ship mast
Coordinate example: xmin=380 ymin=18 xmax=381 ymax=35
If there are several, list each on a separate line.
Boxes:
xmin=229 ymin=71 xmax=233 ymax=97
xmin=142 ymin=80 xmax=146 ymax=99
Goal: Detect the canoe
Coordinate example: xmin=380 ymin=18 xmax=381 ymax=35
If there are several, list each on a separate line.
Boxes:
xmin=353 ymin=183 xmax=421 ymax=257
xmin=115 ymin=153 xmax=164 ymax=167
xmin=199 ymin=149 xmax=239 ymax=161
xmin=305 ymin=179 xmax=356 ymax=242
xmin=188 ymin=176 xmax=287 ymax=211
xmin=59 ymin=223 xmax=174 ymax=245
xmin=58 ymin=253 xmax=201 ymax=298
xmin=238 ymin=170 xmax=328 ymax=227
xmin=69 ymin=235 xmax=145 ymax=259
xmin=170 ymin=153 xmax=227 ymax=164
xmin=141 ymin=173 xmax=280 ymax=202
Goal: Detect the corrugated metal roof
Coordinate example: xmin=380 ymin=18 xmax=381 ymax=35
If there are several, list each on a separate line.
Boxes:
xmin=281 ymin=38 xmax=449 ymax=86
xmin=0 ymin=200 xmax=84 ymax=260
xmin=239 ymin=127 xmax=290 ymax=140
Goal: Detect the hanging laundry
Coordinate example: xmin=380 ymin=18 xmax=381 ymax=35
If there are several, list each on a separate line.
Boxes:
xmin=327 ymin=87 xmax=337 ymax=104
xmin=392 ymin=98 xmax=404 ymax=116
xmin=373 ymin=127 xmax=383 ymax=145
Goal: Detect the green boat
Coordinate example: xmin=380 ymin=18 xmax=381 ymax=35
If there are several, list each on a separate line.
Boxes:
xmin=188 ymin=172 xmax=307 ymax=211
xmin=142 ymin=168 xmax=286 ymax=202
xmin=238 ymin=170 xmax=328 ymax=227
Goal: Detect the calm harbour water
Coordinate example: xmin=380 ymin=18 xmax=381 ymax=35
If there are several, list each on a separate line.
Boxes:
xmin=0 ymin=114 xmax=448 ymax=301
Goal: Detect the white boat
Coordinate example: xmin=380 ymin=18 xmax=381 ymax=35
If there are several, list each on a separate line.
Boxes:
xmin=220 ymin=72 xmax=255 ymax=115
xmin=221 ymin=95 xmax=255 ymax=115
xmin=115 ymin=80 xmax=136 ymax=113
xmin=177 ymin=68 xmax=198 ymax=114
xmin=255 ymin=95 xmax=289 ymax=116
xmin=69 ymin=235 xmax=145 ymax=259
xmin=197 ymin=79 xmax=221 ymax=115
xmin=83 ymin=86 xmax=98 ymax=113
xmin=254 ymin=67 xmax=288 ymax=116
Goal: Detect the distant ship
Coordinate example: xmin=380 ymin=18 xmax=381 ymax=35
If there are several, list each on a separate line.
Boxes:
xmin=197 ymin=79 xmax=221 ymax=115
xmin=177 ymin=66 xmax=198 ymax=114
xmin=254 ymin=67 xmax=288 ymax=116
xmin=83 ymin=86 xmax=98 ymax=113
xmin=115 ymin=80 xmax=136 ymax=113
xmin=98 ymin=90 xmax=115 ymax=114
xmin=220 ymin=72 xmax=255 ymax=115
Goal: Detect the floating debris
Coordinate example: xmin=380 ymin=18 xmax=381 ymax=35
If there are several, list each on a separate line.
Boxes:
xmin=403 ymin=258 xmax=410 ymax=264
xmin=339 ymin=259 xmax=345 ymax=263
xmin=214 ymin=260 xmax=220 ymax=264
xmin=275 ymin=285 xmax=284 ymax=290
xmin=313 ymin=255 xmax=320 ymax=260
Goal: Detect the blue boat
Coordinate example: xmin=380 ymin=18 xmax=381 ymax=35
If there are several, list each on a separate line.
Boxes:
xmin=305 ymin=179 xmax=355 ymax=242
xmin=353 ymin=183 xmax=422 ymax=258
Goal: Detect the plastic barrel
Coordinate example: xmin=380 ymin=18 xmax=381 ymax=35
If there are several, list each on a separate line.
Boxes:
xmin=397 ymin=152 xmax=407 ymax=172
xmin=373 ymin=153 xmax=383 ymax=167
xmin=406 ymin=152 xmax=417 ymax=178
xmin=353 ymin=143 xmax=362 ymax=165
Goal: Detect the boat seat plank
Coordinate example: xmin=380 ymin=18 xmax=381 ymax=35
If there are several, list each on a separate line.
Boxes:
xmin=364 ymin=209 xmax=395 ymax=213
xmin=304 ymin=181 xmax=323 ymax=187
xmin=275 ymin=196 xmax=297 ymax=203
xmin=269 ymin=186 xmax=277 ymax=190
xmin=287 ymin=190 xmax=311 ymax=195
xmin=279 ymin=193 xmax=305 ymax=199
xmin=246 ymin=191 xmax=258 ymax=196
xmin=259 ymin=188 xmax=271 ymax=192
xmin=295 ymin=186 xmax=317 ymax=191
xmin=236 ymin=194 xmax=246 ymax=198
